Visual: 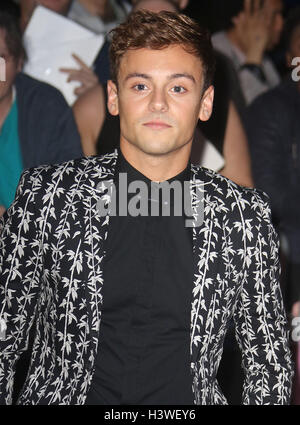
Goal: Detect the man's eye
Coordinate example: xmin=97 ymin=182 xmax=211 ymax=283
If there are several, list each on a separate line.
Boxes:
xmin=171 ymin=86 xmax=186 ymax=93
xmin=133 ymin=84 xmax=147 ymax=91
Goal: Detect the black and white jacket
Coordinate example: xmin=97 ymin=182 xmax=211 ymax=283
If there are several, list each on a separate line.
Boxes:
xmin=0 ymin=151 xmax=293 ymax=405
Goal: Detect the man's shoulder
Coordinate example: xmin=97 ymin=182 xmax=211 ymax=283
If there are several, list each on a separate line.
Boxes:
xmin=22 ymin=151 xmax=118 ymax=189
xmin=24 ymin=155 xmax=270 ymax=216
xmin=192 ymin=164 xmax=270 ymax=217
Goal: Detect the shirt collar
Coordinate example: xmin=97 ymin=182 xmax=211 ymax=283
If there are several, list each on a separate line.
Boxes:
xmin=115 ymin=147 xmax=191 ymax=186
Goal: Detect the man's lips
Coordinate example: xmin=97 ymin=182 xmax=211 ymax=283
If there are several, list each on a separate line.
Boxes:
xmin=143 ymin=121 xmax=172 ymax=130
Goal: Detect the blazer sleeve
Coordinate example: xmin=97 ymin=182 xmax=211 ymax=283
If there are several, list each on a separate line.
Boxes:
xmin=233 ymin=190 xmax=294 ymax=405
xmin=0 ymin=169 xmax=43 ymax=404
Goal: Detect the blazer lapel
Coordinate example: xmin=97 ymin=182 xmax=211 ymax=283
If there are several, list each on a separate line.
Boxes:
xmin=189 ymin=165 xmax=215 ymax=366
xmin=81 ymin=151 xmax=118 ymax=343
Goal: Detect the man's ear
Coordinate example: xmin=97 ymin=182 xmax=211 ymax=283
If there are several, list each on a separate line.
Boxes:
xmin=198 ymin=85 xmax=214 ymax=122
xmin=107 ymin=80 xmax=119 ymax=116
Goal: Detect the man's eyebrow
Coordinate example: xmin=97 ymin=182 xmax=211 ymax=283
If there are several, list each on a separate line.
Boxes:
xmin=124 ymin=73 xmax=151 ymax=81
xmin=124 ymin=72 xmax=196 ymax=83
xmin=168 ymin=73 xmax=196 ymax=84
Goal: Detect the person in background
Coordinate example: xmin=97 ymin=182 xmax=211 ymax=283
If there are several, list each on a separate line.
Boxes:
xmin=0 ymin=12 xmax=82 ymax=216
xmin=245 ymin=7 xmax=300 ymax=317
xmin=19 ymin=0 xmax=73 ymax=31
xmin=19 ymin=0 xmax=129 ymax=97
xmin=66 ymin=0 xmax=129 ymax=94
xmin=212 ymin=0 xmax=284 ymax=105
xmin=68 ymin=0 xmax=129 ymax=34
xmin=19 ymin=0 xmax=98 ymax=97
xmin=195 ymin=50 xmax=253 ymax=188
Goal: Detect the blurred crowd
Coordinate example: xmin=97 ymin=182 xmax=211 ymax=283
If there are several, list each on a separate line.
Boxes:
xmin=0 ymin=0 xmax=300 ymax=404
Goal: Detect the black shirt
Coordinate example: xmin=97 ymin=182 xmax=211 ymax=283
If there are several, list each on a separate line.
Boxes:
xmin=85 ymin=150 xmax=194 ymax=405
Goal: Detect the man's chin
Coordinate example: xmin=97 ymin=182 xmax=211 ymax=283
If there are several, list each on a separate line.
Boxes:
xmin=137 ymin=142 xmax=178 ymax=156
xmin=121 ymin=136 xmax=191 ymax=157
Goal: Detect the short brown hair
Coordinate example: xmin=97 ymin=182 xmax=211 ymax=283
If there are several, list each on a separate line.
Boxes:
xmin=109 ymin=10 xmax=215 ymax=92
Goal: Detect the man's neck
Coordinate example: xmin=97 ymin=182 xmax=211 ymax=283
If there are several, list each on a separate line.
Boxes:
xmin=0 ymin=89 xmax=13 ymax=130
xmin=119 ymin=141 xmax=191 ymax=182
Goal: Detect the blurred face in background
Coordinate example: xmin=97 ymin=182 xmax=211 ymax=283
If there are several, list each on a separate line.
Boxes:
xmin=286 ymin=24 xmax=300 ymax=67
xmin=267 ymin=0 xmax=284 ymax=49
xmin=0 ymin=29 xmax=22 ymax=103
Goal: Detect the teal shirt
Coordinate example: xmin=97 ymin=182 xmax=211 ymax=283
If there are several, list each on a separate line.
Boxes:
xmin=0 ymin=99 xmax=23 ymax=209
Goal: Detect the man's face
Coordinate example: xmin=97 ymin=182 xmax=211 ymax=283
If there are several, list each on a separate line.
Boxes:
xmin=107 ymin=45 xmax=214 ymax=157
xmin=0 ymin=29 xmax=22 ymax=103
xmin=37 ymin=0 xmax=72 ymax=15
xmin=267 ymin=0 xmax=284 ymax=50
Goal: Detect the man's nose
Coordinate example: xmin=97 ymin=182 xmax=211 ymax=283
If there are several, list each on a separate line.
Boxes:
xmin=148 ymin=88 xmax=168 ymax=113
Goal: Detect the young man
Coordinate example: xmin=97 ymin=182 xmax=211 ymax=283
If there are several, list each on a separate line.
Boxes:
xmin=0 ymin=10 xmax=293 ymax=405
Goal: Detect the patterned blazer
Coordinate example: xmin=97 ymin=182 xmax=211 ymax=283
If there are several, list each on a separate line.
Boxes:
xmin=0 ymin=151 xmax=293 ymax=405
